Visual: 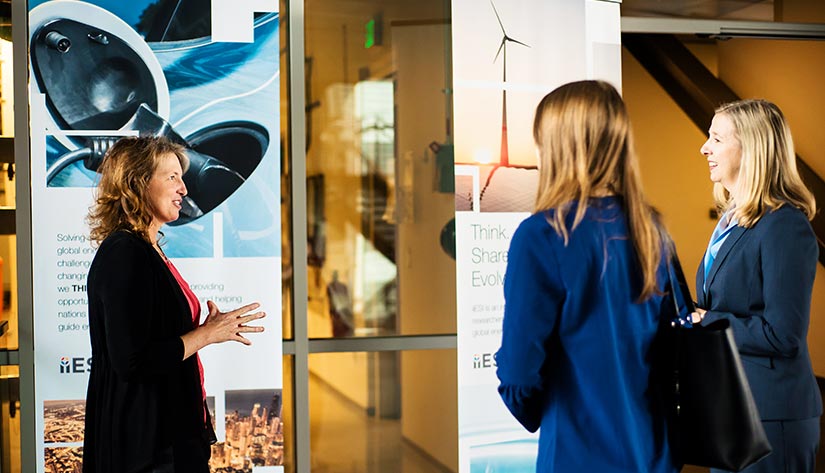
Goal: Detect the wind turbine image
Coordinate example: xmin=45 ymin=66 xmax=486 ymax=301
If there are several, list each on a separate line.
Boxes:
xmin=474 ymin=0 xmax=532 ymax=209
xmin=491 ymin=0 xmax=529 ymax=168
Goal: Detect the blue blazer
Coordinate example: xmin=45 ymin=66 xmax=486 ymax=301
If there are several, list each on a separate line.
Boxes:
xmin=697 ymin=205 xmax=822 ymax=421
xmin=496 ymin=197 xmax=677 ymax=473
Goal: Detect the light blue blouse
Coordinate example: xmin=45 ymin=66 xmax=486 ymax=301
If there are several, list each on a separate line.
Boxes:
xmin=703 ymin=210 xmax=738 ymax=291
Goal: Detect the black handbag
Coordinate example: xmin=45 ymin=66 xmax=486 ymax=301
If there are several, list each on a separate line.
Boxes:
xmin=657 ymin=251 xmax=772 ymax=471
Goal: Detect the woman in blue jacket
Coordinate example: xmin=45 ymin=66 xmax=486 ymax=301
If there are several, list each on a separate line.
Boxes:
xmin=495 ymin=80 xmax=679 ymax=473
xmin=692 ymin=99 xmax=820 ymax=473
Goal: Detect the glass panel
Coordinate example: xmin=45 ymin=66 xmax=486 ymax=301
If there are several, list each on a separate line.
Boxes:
xmin=0 ymin=233 xmax=15 ymax=351
xmin=282 ymin=355 xmax=295 ymax=473
xmin=280 ymin=0 xmax=293 ymax=341
xmin=309 ymin=350 xmax=457 ymax=472
xmin=305 ymin=0 xmax=456 ymax=338
xmin=0 ymin=36 xmax=17 ymax=351
xmin=0 ymin=365 xmax=21 ymax=473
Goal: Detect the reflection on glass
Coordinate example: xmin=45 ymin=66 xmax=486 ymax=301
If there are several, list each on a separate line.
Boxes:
xmin=305 ymin=0 xmax=456 ymax=338
xmin=280 ymin=0 xmax=293 ymax=340
xmin=309 ymin=350 xmax=456 ymax=472
xmin=0 ymin=365 xmax=20 ymax=473
xmin=0 ymin=235 xmax=16 ymax=352
xmin=0 ymin=39 xmax=17 ymax=352
xmin=282 ymin=355 xmax=295 ymax=473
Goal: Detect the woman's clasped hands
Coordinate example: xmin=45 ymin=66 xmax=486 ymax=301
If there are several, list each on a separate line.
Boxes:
xmin=181 ymin=301 xmax=266 ymax=360
xmin=201 ymin=300 xmax=266 ymax=345
xmin=690 ymin=307 xmax=706 ymax=324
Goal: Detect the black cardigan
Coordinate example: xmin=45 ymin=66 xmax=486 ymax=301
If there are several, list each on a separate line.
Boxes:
xmin=82 ymin=230 xmax=208 ymax=473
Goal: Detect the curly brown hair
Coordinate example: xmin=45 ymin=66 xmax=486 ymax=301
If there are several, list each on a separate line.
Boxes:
xmin=87 ymin=136 xmax=188 ymax=245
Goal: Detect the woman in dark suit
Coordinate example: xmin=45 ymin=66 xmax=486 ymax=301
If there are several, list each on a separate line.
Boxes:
xmin=83 ymin=136 xmax=266 ymax=473
xmin=495 ymin=81 xmax=679 ymax=473
xmin=693 ymin=99 xmax=820 ymax=473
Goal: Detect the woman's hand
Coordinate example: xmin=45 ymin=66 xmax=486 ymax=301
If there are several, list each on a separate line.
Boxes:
xmin=202 ymin=301 xmax=266 ymax=345
xmin=181 ymin=301 xmax=266 ymax=360
xmin=690 ymin=308 xmax=707 ymax=324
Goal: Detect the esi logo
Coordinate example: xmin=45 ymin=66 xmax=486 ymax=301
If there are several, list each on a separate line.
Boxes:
xmin=472 ymin=352 xmax=496 ymax=369
xmin=59 ymin=356 xmax=92 ymax=374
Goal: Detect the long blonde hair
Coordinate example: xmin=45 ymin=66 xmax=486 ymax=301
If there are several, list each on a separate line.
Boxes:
xmin=87 ymin=136 xmax=188 ymax=245
xmin=533 ymin=80 xmax=662 ymax=300
xmin=713 ymin=99 xmax=815 ymax=227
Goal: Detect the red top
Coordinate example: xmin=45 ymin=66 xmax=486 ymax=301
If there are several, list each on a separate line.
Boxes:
xmin=165 ymin=259 xmax=207 ymax=421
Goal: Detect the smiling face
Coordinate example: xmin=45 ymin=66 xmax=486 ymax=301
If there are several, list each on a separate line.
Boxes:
xmin=701 ymin=113 xmax=742 ymax=195
xmin=147 ymin=152 xmax=187 ymax=233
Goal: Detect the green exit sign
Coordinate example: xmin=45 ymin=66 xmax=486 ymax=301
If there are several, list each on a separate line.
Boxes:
xmin=364 ymin=15 xmax=382 ymax=48
xmin=365 ymin=19 xmax=375 ymax=48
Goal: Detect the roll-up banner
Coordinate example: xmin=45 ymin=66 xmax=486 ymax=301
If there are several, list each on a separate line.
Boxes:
xmin=27 ymin=1 xmax=283 ymax=471
xmin=452 ymin=1 xmax=621 ymax=471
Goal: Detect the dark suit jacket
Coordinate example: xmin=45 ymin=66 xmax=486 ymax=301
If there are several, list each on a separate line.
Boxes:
xmin=83 ymin=230 xmax=208 ymax=473
xmin=697 ymin=205 xmax=822 ymax=421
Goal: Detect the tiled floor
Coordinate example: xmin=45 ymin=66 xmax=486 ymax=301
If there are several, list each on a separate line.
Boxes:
xmin=312 ymin=373 xmax=825 ymax=473
xmin=309 ymin=374 xmax=451 ymax=473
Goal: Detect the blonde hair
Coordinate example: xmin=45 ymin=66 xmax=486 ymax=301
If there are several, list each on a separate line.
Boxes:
xmin=713 ymin=99 xmax=816 ymax=227
xmin=533 ymin=80 xmax=662 ymax=300
xmin=88 ymin=136 xmax=188 ymax=245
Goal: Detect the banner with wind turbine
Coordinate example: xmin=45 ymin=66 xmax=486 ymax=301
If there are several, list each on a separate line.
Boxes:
xmin=452 ymin=0 xmax=622 ymax=471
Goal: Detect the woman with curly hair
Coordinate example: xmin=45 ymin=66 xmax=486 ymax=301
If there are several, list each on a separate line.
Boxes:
xmin=82 ymin=136 xmax=265 ymax=473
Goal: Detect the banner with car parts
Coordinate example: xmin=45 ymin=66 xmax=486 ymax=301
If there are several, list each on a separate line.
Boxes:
xmin=27 ymin=1 xmax=283 ymax=471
